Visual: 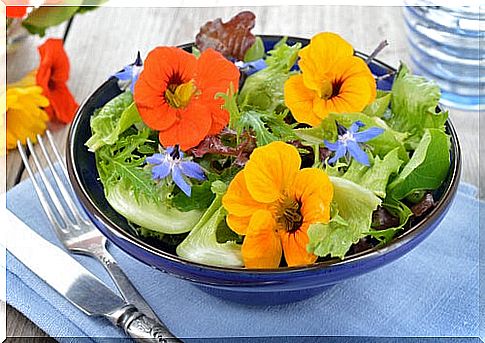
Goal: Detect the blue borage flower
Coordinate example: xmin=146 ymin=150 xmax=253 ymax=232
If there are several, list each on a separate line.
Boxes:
xmin=234 ymin=58 xmax=267 ymax=76
xmin=146 ymin=146 xmax=206 ymax=197
xmin=324 ymin=121 xmax=384 ymax=166
xmin=113 ymin=52 xmax=143 ymax=93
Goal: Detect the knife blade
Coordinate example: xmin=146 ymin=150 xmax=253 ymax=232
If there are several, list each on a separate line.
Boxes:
xmin=4 ymin=209 xmax=182 ymax=343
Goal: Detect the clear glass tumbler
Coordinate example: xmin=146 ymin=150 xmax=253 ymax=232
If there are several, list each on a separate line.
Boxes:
xmin=402 ymin=3 xmax=483 ymax=110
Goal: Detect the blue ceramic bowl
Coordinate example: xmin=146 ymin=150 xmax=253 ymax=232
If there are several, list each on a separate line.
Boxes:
xmin=66 ymin=36 xmax=461 ymax=305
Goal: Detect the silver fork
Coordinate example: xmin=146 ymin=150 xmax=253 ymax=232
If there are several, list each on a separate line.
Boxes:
xmin=17 ymin=130 xmax=162 ymax=324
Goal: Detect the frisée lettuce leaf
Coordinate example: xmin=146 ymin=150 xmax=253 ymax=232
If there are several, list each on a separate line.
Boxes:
xmin=86 ymin=91 xmax=142 ymax=151
xmin=388 ymin=63 xmax=448 ymax=149
xmin=238 ymin=37 xmax=301 ymax=112
xmin=96 ymin=128 xmax=203 ymax=234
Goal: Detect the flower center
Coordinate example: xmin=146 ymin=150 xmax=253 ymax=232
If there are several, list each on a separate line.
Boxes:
xmin=165 ymin=80 xmax=197 ymax=109
xmin=319 ymin=79 xmax=333 ymax=100
xmin=276 ymin=197 xmax=303 ymax=233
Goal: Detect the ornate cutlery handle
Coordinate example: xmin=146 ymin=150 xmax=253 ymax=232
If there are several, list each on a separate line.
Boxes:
xmin=92 ymin=246 xmax=161 ymax=323
xmin=114 ymin=305 xmax=182 ymax=343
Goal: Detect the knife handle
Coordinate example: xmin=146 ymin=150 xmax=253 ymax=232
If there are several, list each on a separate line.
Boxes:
xmin=115 ymin=305 xmax=183 ymax=343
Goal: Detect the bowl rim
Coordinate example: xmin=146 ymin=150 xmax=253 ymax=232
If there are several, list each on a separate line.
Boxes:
xmin=66 ymin=34 xmax=462 ymax=275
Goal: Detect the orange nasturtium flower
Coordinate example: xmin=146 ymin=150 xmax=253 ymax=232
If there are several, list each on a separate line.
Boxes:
xmin=222 ymin=142 xmax=334 ymax=268
xmin=5 ymin=6 xmax=29 ymax=18
xmin=284 ymin=32 xmax=377 ymax=126
xmin=134 ymin=47 xmax=240 ymax=151
xmin=36 ymin=38 xmax=79 ymax=124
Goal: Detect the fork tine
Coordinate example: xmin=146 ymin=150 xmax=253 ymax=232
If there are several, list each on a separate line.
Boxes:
xmin=37 ymin=133 xmax=88 ymax=224
xmin=17 ymin=140 xmax=67 ymax=235
xmin=26 ymin=137 xmax=76 ymax=227
xmin=46 ymin=130 xmax=68 ymax=178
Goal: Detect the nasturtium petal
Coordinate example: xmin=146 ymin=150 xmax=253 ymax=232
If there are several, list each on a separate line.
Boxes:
xmin=222 ymin=170 xmax=266 ymax=217
xmin=242 ymin=210 xmax=282 ymax=268
xmin=226 ymin=214 xmax=252 ymax=236
xmin=157 ymin=102 xmax=212 ymax=150
xmin=284 ymin=74 xmax=322 ymax=126
xmin=280 ymin=224 xmax=317 ymax=267
xmin=290 ymin=168 xmax=333 ymax=224
xmin=298 ymin=32 xmax=354 ymax=78
xmin=244 ymin=141 xmax=301 ymax=203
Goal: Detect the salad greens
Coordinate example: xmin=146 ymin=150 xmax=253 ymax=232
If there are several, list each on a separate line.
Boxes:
xmin=87 ymin=34 xmax=452 ymax=268
xmin=176 ymin=181 xmax=244 ymax=267
xmin=307 ymin=177 xmax=381 ymax=259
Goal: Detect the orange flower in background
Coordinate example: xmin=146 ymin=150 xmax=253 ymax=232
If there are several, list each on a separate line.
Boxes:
xmin=284 ymin=32 xmax=377 ymax=126
xmin=134 ymin=47 xmax=239 ymax=151
xmin=6 ymin=6 xmax=28 ymax=18
xmin=36 ymin=38 xmax=79 ymax=124
xmin=222 ymin=142 xmax=334 ymax=268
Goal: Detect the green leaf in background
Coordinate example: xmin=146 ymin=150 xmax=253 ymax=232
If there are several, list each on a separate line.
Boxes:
xmin=388 ymin=63 xmax=448 ymax=148
xmin=342 ymin=147 xmax=403 ymax=198
xmin=172 ymin=181 xmax=215 ymax=212
xmin=363 ymin=90 xmax=391 ymax=117
xmin=238 ymin=37 xmax=301 ymax=112
xmin=23 ymin=6 xmax=80 ymax=36
xmin=86 ymin=91 xmax=141 ymax=151
xmin=176 ymin=181 xmax=243 ymax=267
xmin=243 ymin=36 xmax=265 ymax=62
xmin=307 ymin=177 xmax=381 ymax=259
xmin=388 ymin=128 xmax=450 ymax=200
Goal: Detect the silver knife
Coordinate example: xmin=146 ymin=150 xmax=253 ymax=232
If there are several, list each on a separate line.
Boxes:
xmin=4 ymin=209 xmax=182 ymax=343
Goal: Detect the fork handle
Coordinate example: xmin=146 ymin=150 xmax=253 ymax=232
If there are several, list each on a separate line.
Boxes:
xmin=118 ymin=305 xmax=182 ymax=343
xmin=93 ymin=247 xmax=162 ymax=324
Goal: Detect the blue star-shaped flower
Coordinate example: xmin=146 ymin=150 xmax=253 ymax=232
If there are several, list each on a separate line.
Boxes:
xmin=324 ymin=121 xmax=384 ymax=166
xmin=113 ymin=51 xmax=143 ymax=93
xmin=146 ymin=147 xmax=206 ymax=197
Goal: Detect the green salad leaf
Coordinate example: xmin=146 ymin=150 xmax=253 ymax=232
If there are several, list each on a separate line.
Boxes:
xmin=244 ymin=36 xmax=265 ymax=62
xmin=296 ymin=112 xmax=408 ymax=161
xmin=388 ymin=63 xmax=448 ymax=149
xmin=96 ymin=128 xmax=159 ymax=202
xmin=307 ymin=177 xmax=381 ymax=259
xmin=176 ymin=181 xmax=243 ymax=267
xmin=238 ymin=37 xmax=301 ymax=112
xmin=369 ymin=197 xmax=412 ymax=243
xmin=104 ymin=183 xmax=203 ymax=235
xmin=388 ymin=128 xmax=450 ymax=200
xmin=172 ymin=181 xmax=215 ymax=212
xmin=96 ymin=128 xmax=203 ymax=234
xmin=219 ymin=86 xmax=297 ymax=146
xmin=86 ymin=91 xmax=142 ymax=151
xmin=342 ymin=147 xmax=403 ymax=198
xmin=363 ymin=90 xmax=391 ymax=118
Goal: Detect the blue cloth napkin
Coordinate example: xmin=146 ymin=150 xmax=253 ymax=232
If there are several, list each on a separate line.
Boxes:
xmin=6 ymin=172 xmax=482 ymax=342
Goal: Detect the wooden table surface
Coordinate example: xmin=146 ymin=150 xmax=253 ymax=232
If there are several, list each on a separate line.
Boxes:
xmin=5 ymin=5 xmax=481 ymax=340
